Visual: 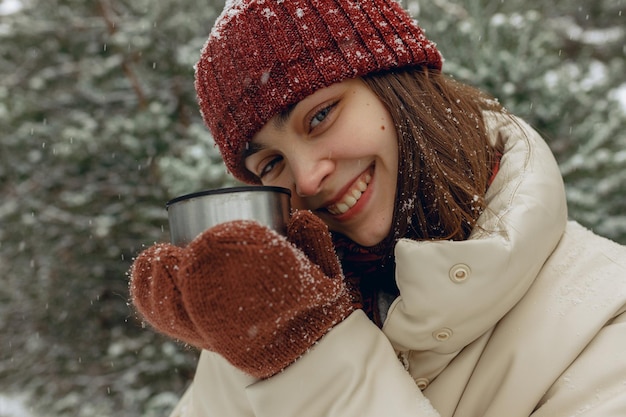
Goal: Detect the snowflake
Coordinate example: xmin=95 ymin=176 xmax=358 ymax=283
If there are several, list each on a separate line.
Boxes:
xmin=262 ymin=7 xmax=276 ymax=19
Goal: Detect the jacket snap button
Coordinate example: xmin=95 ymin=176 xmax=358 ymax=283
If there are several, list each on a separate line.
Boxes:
xmin=414 ymin=377 xmax=429 ymax=390
xmin=449 ymin=264 xmax=470 ymax=283
xmin=433 ymin=328 xmax=453 ymax=341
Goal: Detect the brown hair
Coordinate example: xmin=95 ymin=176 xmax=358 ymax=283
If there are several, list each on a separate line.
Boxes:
xmin=361 ymin=68 xmax=505 ymax=255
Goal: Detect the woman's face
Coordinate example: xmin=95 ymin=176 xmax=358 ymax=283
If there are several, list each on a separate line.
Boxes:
xmin=244 ymin=78 xmax=398 ymax=247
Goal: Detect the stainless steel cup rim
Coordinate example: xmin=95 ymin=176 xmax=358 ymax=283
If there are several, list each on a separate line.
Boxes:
xmin=166 ymin=185 xmax=292 ymax=246
xmin=166 ymin=185 xmax=291 ymax=209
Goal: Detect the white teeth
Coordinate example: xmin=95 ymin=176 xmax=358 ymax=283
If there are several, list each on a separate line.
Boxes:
xmin=334 ymin=203 xmax=350 ymax=214
xmin=327 ymin=172 xmax=371 ymax=215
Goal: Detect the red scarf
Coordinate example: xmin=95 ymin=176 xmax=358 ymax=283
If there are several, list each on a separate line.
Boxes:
xmin=333 ymin=236 xmax=398 ymax=328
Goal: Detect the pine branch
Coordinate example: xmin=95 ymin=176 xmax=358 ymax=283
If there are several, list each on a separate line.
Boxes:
xmin=97 ymin=0 xmax=148 ymax=109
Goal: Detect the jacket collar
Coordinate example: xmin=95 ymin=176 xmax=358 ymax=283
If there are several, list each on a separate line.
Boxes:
xmin=384 ymin=113 xmax=568 ymax=354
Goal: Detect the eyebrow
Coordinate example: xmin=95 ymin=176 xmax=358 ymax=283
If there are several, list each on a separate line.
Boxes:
xmin=241 ymin=142 xmax=267 ymax=160
xmin=242 ymin=103 xmax=296 ymax=161
xmin=273 ymin=103 xmax=296 ymax=130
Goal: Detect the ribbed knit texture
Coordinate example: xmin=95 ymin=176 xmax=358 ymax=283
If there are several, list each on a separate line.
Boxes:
xmin=130 ymin=211 xmax=356 ymax=379
xmin=195 ymin=0 xmax=442 ymax=183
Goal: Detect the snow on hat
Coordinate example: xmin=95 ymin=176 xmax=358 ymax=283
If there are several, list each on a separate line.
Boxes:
xmin=195 ymin=0 xmax=443 ymax=184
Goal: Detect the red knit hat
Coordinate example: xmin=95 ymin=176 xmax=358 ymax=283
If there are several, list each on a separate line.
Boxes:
xmin=195 ymin=0 xmax=443 ymax=184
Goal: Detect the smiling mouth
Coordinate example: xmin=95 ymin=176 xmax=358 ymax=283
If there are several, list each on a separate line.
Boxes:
xmin=327 ymin=170 xmax=372 ymax=215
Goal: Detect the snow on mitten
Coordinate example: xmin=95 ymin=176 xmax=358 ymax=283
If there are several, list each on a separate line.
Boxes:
xmin=129 ymin=210 xmax=355 ymax=379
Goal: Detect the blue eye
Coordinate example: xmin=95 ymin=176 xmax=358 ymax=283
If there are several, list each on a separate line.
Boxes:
xmin=309 ymin=103 xmax=335 ymax=129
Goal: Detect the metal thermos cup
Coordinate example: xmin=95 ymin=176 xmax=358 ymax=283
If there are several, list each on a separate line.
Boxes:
xmin=166 ymin=186 xmax=291 ymax=246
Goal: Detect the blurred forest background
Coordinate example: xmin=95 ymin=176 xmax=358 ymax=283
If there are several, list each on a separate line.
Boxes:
xmin=0 ymin=0 xmax=624 ymax=415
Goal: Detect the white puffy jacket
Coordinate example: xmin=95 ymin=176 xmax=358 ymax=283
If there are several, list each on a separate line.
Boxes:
xmin=169 ymin=115 xmax=626 ymax=417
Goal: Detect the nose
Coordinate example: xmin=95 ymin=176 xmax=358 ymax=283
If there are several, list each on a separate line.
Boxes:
xmin=291 ymin=153 xmax=335 ymax=197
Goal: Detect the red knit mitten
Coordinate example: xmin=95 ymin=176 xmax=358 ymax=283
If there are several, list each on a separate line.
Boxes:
xmin=129 ymin=210 xmax=355 ymax=379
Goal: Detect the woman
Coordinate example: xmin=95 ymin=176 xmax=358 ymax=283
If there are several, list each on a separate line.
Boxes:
xmin=129 ymin=0 xmax=626 ymax=415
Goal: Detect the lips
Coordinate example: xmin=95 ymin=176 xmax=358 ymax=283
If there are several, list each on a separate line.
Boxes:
xmin=326 ymin=171 xmax=372 ymax=215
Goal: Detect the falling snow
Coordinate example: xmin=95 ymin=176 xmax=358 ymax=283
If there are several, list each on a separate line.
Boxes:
xmin=1 ymin=0 xmax=625 ymax=416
